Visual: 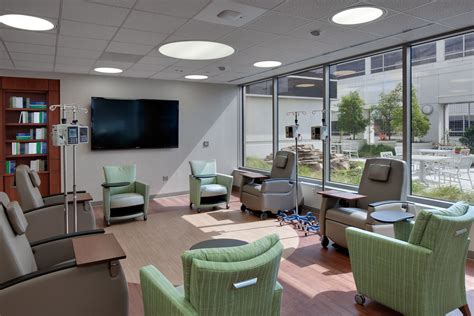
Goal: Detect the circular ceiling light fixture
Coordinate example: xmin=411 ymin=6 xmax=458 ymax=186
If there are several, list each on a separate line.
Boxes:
xmin=253 ymin=61 xmax=282 ymax=68
xmin=94 ymin=67 xmax=123 ymax=74
xmin=331 ymin=6 xmax=384 ymax=25
xmin=185 ymin=75 xmax=208 ymax=80
xmin=159 ymin=41 xmax=234 ymax=60
xmin=0 ymin=14 xmax=55 ymax=31
xmin=295 ymin=83 xmax=315 ymax=88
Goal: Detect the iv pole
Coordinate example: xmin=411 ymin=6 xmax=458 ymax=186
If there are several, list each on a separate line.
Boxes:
xmin=287 ymin=111 xmax=306 ymax=214
xmin=312 ymin=110 xmax=328 ymax=191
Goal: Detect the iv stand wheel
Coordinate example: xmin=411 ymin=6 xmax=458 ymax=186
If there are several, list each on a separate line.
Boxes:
xmin=355 ymin=294 xmax=366 ymax=306
xmin=143 ymin=214 xmax=147 ymax=221
xmin=189 ymin=202 xmax=193 ymax=209
xmin=226 ymin=203 xmax=230 ymax=209
xmin=240 ymin=204 xmax=247 ymax=212
xmin=321 ymin=236 xmax=329 ymax=248
xmin=260 ymin=212 xmax=268 ymax=220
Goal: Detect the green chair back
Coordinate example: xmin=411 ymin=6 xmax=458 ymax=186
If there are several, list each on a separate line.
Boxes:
xmin=189 ymin=160 xmax=217 ymax=185
xmin=103 ymin=165 xmax=136 ymax=195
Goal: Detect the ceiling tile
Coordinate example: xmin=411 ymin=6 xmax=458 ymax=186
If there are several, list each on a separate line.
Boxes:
xmin=0 ymin=58 xmax=14 ymax=68
xmin=395 ymin=24 xmax=452 ymax=42
xmin=54 ymin=64 xmax=91 ymax=74
xmin=86 ymin=0 xmax=136 ymax=8
xmin=0 ymin=49 xmax=10 ymax=59
xmin=5 ymin=42 xmax=55 ymax=55
xmin=356 ymin=13 xmax=431 ymax=37
xmin=135 ymin=0 xmax=210 ymax=18
xmin=150 ymin=71 xmax=186 ymax=80
xmin=121 ymin=69 xmax=157 ymax=78
xmin=106 ymin=41 xmax=155 ymax=55
xmin=219 ymin=28 xmax=279 ymax=51
xmin=93 ymin=60 xmax=134 ymax=69
xmin=1 ymin=0 xmax=60 ymax=18
xmin=14 ymin=60 xmax=54 ymax=71
xmin=127 ymin=63 xmax=168 ymax=72
xmin=123 ymin=10 xmax=187 ymax=33
xmin=363 ymin=0 xmax=434 ymax=12
xmin=274 ymin=0 xmax=359 ymax=20
xmin=55 ymin=56 xmax=97 ymax=67
xmin=232 ymin=0 xmax=285 ymax=9
xmin=61 ymin=0 xmax=130 ymax=26
xmin=439 ymin=10 xmax=474 ymax=29
xmin=406 ymin=0 xmax=474 ymax=21
xmin=0 ymin=29 xmax=57 ymax=46
xmin=192 ymin=1 xmax=266 ymax=27
xmin=57 ymin=46 xmax=103 ymax=59
xmin=138 ymin=55 xmax=177 ymax=66
xmin=245 ymin=11 xmax=311 ymax=34
xmin=57 ymin=35 xmax=109 ymax=51
xmin=10 ymin=52 xmax=55 ymax=63
xmin=171 ymin=59 xmax=214 ymax=72
xmin=209 ymin=71 xmax=248 ymax=83
xmin=173 ymin=20 xmax=236 ymax=40
xmin=60 ymin=20 xmax=117 ymax=40
xmin=113 ymin=28 xmax=168 ymax=45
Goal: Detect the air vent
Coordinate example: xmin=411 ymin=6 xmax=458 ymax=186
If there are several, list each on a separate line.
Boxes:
xmin=217 ymin=10 xmax=243 ymax=21
xmin=99 ymin=52 xmax=144 ymax=63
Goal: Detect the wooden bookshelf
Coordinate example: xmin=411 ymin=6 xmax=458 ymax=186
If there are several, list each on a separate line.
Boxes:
xmin=1 ymin=77 xmax=61 ymax=200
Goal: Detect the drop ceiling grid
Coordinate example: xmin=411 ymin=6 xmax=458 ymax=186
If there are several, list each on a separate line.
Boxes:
xmin=0 ymin=0 xmax=470 ymax=83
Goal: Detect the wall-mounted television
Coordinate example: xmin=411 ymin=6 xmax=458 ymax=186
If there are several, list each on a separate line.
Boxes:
xmin=91 ymin=97 xmax=179 ymax=150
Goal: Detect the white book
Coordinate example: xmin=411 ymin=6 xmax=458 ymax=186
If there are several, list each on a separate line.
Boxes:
xmin=15 ymin=97 xmax=23 ymax=109
xmin=33 ymin=112 xmax=40 ymax=124
xmin=12 ymin=142 xmax=16 ymax=155
xmin=28 ymin=143 xmax=36 ymax=154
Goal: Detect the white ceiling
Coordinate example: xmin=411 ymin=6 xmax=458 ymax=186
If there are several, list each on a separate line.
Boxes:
xmin=0 ymin=0 xmax=472 ymax=85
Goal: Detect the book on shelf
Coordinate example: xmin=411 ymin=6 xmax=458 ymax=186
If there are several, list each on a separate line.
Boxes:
xmin=5 ymin=160 xmax=16 ymax=175
xmin=18 ymin=111 xmax=47 ymax=124
xmin=30 ymin=159 xmax=46 ymax=172
xmin=28 ymin=101 xmax=47 ymax=109
xmin=11 ymin=142 xmax=47 ymax=155
xmin=15 ymin=128 xmax=47 ymax=141
xmin=9 ymin=97 xmax=46 ymax=109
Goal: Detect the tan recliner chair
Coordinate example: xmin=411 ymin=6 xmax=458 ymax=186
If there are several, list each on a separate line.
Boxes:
xmin=240 ymin=151 xmax=303 ymax=220
xmin=319 ymin=158 xmax=414 ymax=248
xmin=0 ymin=200 xmax=128 ymax=316
xmin=14 ymin=165 xmax=96 ymax=242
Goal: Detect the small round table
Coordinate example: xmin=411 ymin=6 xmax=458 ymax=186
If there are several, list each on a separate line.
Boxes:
xmin=190 ymin=238 xmax=248 ymax=250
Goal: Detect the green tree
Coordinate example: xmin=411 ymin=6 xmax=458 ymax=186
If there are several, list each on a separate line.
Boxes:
xmin=337 ymin=91 xmax=368 ymax=140
xmin=371 ymin=84 xmax=402 ymax=140
xmin=460 ymin=126 xmax=474 ymax=152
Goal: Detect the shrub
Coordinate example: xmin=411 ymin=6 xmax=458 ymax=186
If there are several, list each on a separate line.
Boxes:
xmin=460 ymin=126 xmax=474 ymax=152
xmin=358 ymin=144 xmax=395 ymax=158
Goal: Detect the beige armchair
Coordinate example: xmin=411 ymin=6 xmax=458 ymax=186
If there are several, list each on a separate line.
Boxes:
xmin=320 ymin=158 xmax=412 ymax=248
xmin=240 ymin=151 xmax=303 ymax=220
xmin=0 ymin=199 xmax=128 ymax=316
xmin=14 ymin=164 xmax=96 ymax=242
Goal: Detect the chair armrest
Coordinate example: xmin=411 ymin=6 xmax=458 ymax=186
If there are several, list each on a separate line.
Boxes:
xmin=135 ymin=181 xmax=150 ymax=198
xmin=140 ymin=265 xmax=197 ymax=316
xmin=101 ymin=182 xmax=130 ymax=188
xmin=192 ymin=174 xmax=217 ymax=179
xmin=216 ymin=173 xmax=233 ymax=188
xmin=261 ymin=179 xmax=294 ymax=193
xmin=43 ymin=191 xmax=87 ymax=206
xmin=346 ymin=227 xmax=431 ymax=299
xmin=31 ymin=229 xmax=105 ymax=269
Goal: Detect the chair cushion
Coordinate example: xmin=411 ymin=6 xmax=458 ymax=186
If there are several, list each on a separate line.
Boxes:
xmin=367 ymin=164 xmax=391 ymax=182
xmin=326 ymin=207 xmax=368 ymax=229
xmin=29 ymin=171 xmax=41 ymax=188
xmin=6 ymin=201 xmax=28 ymax=235
xmin=110 ymin=193 xmax=144 ymax=208
xmin=242 ymin=183 xmax=262 ymax=197
xmin=409 ymin=201 xmax=470 ymax=245
xmin=200 ymin=184 xmax=227 ymax=197
xmin=0 ymin=192 xmax=10 ymax=207
xmin=275 ymin=155 xmax=288 ymax=168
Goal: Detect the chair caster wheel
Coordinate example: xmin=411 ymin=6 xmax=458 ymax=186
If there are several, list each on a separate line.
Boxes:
xmin=189 ymin=203 xmax=193 ymax=209
xmin=260 ymin=212 xmax=268 ymax=220
xmin=305 ymin=232 xmax=308 ymax=237
xmin=144 ymin=215 xmax=147 ymax=221
xmin=106 ymin=221 xmax=111 ymax=226
xmin=226 ymin=204 xmax=230 ymax=209
xmin=197 ymin=209 xmax=201 ymax=213
xmin=240 ymin=204 xmax=246 ymax=212
xmin=279 ymin=221 xmax=283 ymax=226
xmin=321 ymin=236 xmax=329 ymax=248
xmin=355 ymin=294 xmax=366 ymax=305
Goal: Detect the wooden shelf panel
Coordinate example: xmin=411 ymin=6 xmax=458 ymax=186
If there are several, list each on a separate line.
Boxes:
xmin=5 ymin=123 xmax=47 ymax=127
xmin=6 ymin=154 xmax=48 ymax=159
xmin=5 ymin=108 xmax=48 ymax=112
xmin=4 ymin=171 xmax=49 ymax=177
xmin=6 ymin=139 xmax=48 ymax=143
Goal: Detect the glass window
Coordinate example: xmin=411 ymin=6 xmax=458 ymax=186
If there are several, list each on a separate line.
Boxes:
xmin=329 ymin=49 xmax=403 ymax=186
xmin=243 ymin=80 xmax=273 ymax=171
xmin=465 ymin=33 xmax=474 ymax=56
xmin=277 ymin=68 xmax=325 ymax=180
xmin=370 ymin=55 xmax=383 ymax=73
xmin=333 ymin=59 xmax=365 ymax=79
xmin=412 ymin=36 xmax=474 ymax=203
xmin=445 ymin=36 xmax=464 ymax=60
xmin=412 ymin=42 xmax=436 ymax=66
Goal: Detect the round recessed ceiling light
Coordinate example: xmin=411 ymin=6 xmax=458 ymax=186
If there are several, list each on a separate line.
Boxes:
xmin=331 ymin=6 xmax=384 ymax=25
xmin=159 ymin=41 xmax=234 ymax=60
xmin=0 ymin=14 xmax=55 ymax=31
xmin=185 ymin=75 xmax=208 ymax=80
xmin=295 ymin=83 xmax=315 ymax=88
xmin=94 ymin=67 xmax=123 ymax=74
xmin=253 ymin=61 xmax=282 ymax=68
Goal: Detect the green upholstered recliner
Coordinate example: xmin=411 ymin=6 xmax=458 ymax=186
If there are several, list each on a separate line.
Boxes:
xmin=189 ymin=159 xmax=233 ymax=213
xmin=102 ymin=165 xmax=150 ymax=226
xmin=140 ymin=234 xmax=284 ymax=316
xmin=347 ymin=201 xmax=474 ymax=316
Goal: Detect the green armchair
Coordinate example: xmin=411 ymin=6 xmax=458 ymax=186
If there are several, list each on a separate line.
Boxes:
xmin=347 ymin=201 xmax=474 ymax=316
xmin=189 ymin=159 xmax=233 ymax=213
xmin=140 ymin=234 xmax=284 ymax=316
xmin=102 ymin=164 xmax=150 ymax=226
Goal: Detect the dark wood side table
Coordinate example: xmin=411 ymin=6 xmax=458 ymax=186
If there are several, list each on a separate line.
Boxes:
xmin=190 ymin=238 xmax=248 ymax=250
xmin=67 ymin=192 xmax=93 ymax=203
xmin=72 ymin=233 xmax=126 ymax=277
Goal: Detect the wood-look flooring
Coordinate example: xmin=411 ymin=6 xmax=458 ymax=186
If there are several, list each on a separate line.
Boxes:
xmin=94 ymin=194 xmax=474 ymax=316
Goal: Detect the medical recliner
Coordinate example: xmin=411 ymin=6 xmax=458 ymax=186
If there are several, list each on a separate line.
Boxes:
xmin=14 ymin=164 xmax=96 ymax=242
xmin=0 ymin=199 xmax=129 ymax=316
xmin=240 ymin=151 xmax=303 ymax=220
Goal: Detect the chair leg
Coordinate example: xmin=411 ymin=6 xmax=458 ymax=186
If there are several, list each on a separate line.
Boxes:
xmin=459 ymin=304 xmax=471 ymax=316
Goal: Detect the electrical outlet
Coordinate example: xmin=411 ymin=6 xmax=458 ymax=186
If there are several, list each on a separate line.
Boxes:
xmin=163 ymin=176 xmax=168 ymax=181
xmin=203 ymin=141 xmax=209 ymax=148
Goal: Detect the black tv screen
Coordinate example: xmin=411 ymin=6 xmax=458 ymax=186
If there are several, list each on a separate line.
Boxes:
xmin=91 ymin=97 xmax=179 ymax=150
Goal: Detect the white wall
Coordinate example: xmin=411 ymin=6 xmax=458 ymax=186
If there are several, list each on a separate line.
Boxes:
xmin=0 ymin=70 xmax=239 ymax=200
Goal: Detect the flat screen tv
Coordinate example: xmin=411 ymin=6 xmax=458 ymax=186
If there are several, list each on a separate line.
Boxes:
xmin=91 ymin=97 xmax=179 ymax=150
